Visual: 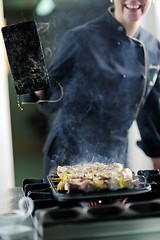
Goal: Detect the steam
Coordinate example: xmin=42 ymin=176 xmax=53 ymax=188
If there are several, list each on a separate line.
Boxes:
xmin=36 ymin=1 xmax=129 ymax=168
xmin=37 ymin=22 xmax=56 ymax=67
xmin=49 ymin=70 xmax=129 ymax=167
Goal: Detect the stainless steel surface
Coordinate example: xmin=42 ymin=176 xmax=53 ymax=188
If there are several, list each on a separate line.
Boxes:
xmin=2 ymin=187 xmax=160 ymax=240
xmin=68 ymin=233 xmax=160 ymax=240
xmin=34 ymin=217 xmax=160 ymax=240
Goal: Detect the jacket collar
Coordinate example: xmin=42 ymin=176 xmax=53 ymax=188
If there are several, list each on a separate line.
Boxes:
xmin=105 ymin=6 xmax=127 ymax=36
xmin=106 ymin=6 xmax=141 ymax=38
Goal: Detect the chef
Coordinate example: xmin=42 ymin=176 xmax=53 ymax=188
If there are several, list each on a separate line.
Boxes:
xmin=23 ymin=0 xmax=160 ymax=180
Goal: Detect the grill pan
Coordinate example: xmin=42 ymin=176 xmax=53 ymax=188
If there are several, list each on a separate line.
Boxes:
xmin=47 ymin=175 xmax=151 ymax=202
xmin=1 ymin=20 xmax=49 ymax=95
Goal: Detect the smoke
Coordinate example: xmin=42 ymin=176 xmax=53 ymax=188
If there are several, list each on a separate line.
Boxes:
xmin=37 ymin=22 xmax=56 ymax=67
xmin=37 ymin=1 xmax=128 ymax=167
xmin=49 ymin=69 xmax=129 ymax=167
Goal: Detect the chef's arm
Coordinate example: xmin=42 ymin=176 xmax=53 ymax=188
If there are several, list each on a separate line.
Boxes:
xmin=137 ymin=72 xmax=160 ymax=160
xmin=152 ymin=157 xmax=160 ymax=170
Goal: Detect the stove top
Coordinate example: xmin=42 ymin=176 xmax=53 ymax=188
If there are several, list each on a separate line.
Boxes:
xmin=22 ymin=170 xmax=160 ymax=240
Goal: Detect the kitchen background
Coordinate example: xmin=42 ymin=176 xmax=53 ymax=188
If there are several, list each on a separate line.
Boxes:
xmin=0 ymin=0 xmax=159 ymax=190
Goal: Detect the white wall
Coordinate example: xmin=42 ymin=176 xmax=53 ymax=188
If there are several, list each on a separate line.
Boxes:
xmin=142 ymin=1 xmax=160 ymax=39
xmin=0 ymin=0 xmax=15 ymax=189
xmin=128 ymin=122 xmax=153 ymax=173
xmin=128 ymin=2 xmax=160 ymax=173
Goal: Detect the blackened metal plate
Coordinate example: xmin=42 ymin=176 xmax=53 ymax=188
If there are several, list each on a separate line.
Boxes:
xmin=1 ymin=21 xmax=49 ymax=95
xmin=47 ymin=176 xmax=151 ymax=202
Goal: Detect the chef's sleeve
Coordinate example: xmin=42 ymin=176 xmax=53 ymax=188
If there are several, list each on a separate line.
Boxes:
xmin=137 ymin=72 xmax=160 ymax=157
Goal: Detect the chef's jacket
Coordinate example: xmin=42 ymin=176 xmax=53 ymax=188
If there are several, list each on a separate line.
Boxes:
xmin=23 ymin=7 xmax=160 ymax=167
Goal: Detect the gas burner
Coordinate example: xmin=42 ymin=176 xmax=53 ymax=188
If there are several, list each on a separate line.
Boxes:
xmin=79 ymin=198 xmax=128 ymax=208
xmin=22 ymin=169 xmax=160 ymax=215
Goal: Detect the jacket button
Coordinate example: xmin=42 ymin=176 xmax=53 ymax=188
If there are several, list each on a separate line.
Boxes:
xmin=117 ymin=41 xmax=121 ymax=45
xmin=118 ymin=26 xmax=124 ymax=32
xmin=123 ymin=74 xmax=126 ymax=78
xmin=135 ymin=103 xmax=139 ymax=109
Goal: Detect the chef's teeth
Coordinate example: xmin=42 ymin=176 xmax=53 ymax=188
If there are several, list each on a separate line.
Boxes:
xmin=126 ymin=5 xmax=140 ymax=9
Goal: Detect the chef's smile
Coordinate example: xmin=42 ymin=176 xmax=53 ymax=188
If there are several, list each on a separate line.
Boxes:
xmin=113 ymin=0 xmax=152 ymax=19
xmin=112 ymin=0 xmax=152 ymax=35
xmin=123 ymin=1 xmax=143 ymax=21
xmin=123 ymin=1 xmax=144 ymax=16
xmin=124 ymin=3 xmax=142 ymax=11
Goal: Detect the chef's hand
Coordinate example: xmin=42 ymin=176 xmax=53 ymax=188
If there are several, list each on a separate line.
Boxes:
xmin=35 ymin=90 xmax=43 ymax=98
xmin=151 ymin=157 xmax=160 ymax=170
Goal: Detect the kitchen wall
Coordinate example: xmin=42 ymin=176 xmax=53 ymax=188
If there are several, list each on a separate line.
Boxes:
xmin=0 ymin=0 xmax=14 ymax=191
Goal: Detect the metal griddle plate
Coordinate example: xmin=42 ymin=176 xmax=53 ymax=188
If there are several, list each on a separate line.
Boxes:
xmin=1 ymin=21 xmax=49 ymax=95
xmin=47 ymin=175 xmax=151 ymax=202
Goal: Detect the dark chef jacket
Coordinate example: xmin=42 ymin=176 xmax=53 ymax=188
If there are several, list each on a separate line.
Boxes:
xmin=23 ymin=7 xmax=160 ymax=169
